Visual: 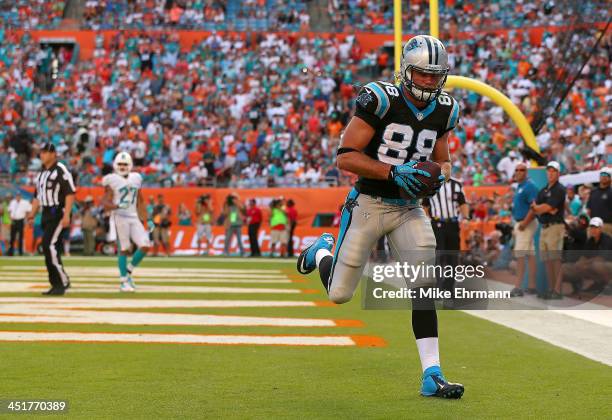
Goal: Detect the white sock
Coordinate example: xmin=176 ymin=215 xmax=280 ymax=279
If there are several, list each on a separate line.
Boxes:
xmin=127 ymin=263 xmax=134 ymax=273
xmin=416 ymin=337 xmax=440 ymax=372
xmin=120 ymin=276 xmax=128 ymax=283
xmin=315 ymin=248 xmax=332 ymax=267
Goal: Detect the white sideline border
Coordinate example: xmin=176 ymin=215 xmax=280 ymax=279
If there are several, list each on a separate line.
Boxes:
xmin=465 ymin=310 xmax=612 ymax=366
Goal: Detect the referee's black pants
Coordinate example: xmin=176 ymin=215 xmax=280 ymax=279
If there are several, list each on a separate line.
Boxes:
xmin=432 ymin=220 xmax=460 ymax=292
xmin=41 ymin=208 xmax=70 ymax=289
xmin=8 ymin=219 xmax=24 ymax=256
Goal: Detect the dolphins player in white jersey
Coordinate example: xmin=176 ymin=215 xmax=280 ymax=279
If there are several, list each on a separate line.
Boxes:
xmin=101 ymin=152 xmax=151 ymax=292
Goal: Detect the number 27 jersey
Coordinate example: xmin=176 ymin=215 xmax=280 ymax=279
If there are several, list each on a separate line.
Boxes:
xmin=102 ymin=172 xmax=142 ymax=218
xmin=353 ymin=80 xmax=460 ymax=198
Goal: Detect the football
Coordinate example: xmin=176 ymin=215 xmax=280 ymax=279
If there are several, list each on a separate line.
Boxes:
xmin=399 ymin=161 xmax=443 ymax=199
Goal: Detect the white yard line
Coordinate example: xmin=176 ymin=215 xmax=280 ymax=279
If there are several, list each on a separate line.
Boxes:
xmin=0 ymin=331 xmax=361 ymax=346
xmin=0 ymin=282 xmax=310 ymax=294
xmin=465 ymin=310 xmax=612 ymax=366
xmin=0 ymin=257 xmax=297 ymax=264
xmin=1 ymin=273 xmax=288 ymax=279
xmin=0 ymin=277 xmax=294 ymax=284
xmin=0 ymin=306 xmax=341 ymax=327
xmin=0 ymin=297 xmax=320 ymax=308
xmin=0 ymin=267 xmax=284 ymax=274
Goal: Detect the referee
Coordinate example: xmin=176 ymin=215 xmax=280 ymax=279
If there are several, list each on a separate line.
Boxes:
xmin=26 ymin=143 xmax=76 ymax=295
xmin=423 ymin=177 xmax=470 ymax=292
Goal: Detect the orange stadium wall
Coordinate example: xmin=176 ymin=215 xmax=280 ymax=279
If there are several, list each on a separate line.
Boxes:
xmin=73 ymin=186 xmax=507 ymax=228
xmin=10 ymin=22 xmax=608 ymax=61
xmin=15 ymin=186 xmax=508 ymax=255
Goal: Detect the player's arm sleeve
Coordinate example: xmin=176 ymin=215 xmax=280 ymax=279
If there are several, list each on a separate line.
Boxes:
xmin=354 ymin=82 xmax=389 ymax=129
xmin=442 ymin=97 xmax=460 ymax=134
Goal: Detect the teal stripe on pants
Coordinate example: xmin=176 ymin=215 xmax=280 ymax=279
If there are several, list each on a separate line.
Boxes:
xmin=328 ymin=188 xmax=359 ymax=290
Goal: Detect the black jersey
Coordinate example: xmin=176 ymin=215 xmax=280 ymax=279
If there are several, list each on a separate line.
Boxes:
xmin=352 ymin=80 xmax=460 ymax=198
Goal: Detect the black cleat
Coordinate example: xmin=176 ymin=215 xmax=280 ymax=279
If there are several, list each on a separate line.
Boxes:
xmin=42 ymin=287 xmax=66 ymax=296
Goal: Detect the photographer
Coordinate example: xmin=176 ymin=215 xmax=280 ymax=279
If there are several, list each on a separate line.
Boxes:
xmin=195 ymin=194 xmax=214 ymax=256
xmin=222 ymin=193 xmax=245 ymax=256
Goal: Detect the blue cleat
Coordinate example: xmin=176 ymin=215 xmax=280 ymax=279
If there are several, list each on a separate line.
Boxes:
xmin=420 ymin=366 xmax=464 ymax=399
xmin=127 ymin=276 xmax=136 ymax=290
xmin=296 ymin=233 xmax=335 ymax=275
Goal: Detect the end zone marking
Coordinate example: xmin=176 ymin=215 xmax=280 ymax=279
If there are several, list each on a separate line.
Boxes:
xmin=0 ymin=266 xmax=283 ymax=274
xmin=1 ymin=277 xmax=296 ymax=285
xmin=301 ymin=289 xmax=320 ymax=294
xmin=0 ymin=282 xmax=310 ymax=294
xmin=334 ymin=319 xmax=364 ymax=327
xmin=0 ymin=331 xmax=385 ymax=347
xmin=0 ymin=272 xmax=289 ymax=280
xmin=350 ymin=335 xmax=387 ymax=347
xmin=314 ymin=301 xmax=337 ymax=307
xmin=0 ymin=309 xmax=364 ymax=328
xmin=0 ymin=298 xmax=322 ymax=309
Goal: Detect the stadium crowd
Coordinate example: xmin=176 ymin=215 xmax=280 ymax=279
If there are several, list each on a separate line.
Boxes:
xmin=328 ymin=0 xmax=609 ymax=34
xmin=1 ymin=25 xmax=610 ymax=189
xmin=0 ymin=0 xmax=66 ymax=30
xmin=83 ymin=0 xmax=310 ymax=32
xmin=4 ymin=0 xmax=607 ymax=34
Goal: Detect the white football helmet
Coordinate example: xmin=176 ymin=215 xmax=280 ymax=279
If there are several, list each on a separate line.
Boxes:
xmin=113 ymin=152 xmax=133 ymax=177
xmin=400 ymin=35 xmax=450 ymax=103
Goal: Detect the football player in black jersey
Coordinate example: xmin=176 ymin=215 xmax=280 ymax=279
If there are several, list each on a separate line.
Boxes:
xmin=297 ymin=35 xmax=464 ymax=399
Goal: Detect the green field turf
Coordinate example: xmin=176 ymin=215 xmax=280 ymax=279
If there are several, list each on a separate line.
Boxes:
xmin=0 ymin=257 xmax=609 ymax=419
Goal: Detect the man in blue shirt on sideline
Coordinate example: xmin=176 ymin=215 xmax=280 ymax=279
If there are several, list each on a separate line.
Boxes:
xmin=510 ymin=162 xmax=539 ymax=297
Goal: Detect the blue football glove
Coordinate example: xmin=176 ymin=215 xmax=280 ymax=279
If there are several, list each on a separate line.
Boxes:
xmin=389 ymin=161 xmax=431 ymax=198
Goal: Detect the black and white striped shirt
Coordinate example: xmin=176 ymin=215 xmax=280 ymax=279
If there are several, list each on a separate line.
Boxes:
xmin=34 ymin=162 xmax=76 ymax=208
xmin=423 ymin=178 xmax=466 ymax=221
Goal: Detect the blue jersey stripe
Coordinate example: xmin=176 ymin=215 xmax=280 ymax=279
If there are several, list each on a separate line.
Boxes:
xmin=448 ymin=100 xmax=459 ymax=129
xmin=366 ymin=82 xmax=390 ymax=119
xmin=328 ymin=188 xmax=360 ymax=290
